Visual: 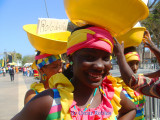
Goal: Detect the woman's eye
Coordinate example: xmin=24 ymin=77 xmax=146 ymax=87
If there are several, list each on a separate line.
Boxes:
xmin=103 ymin=57 xmax=110 ymax=61
xmin=82 ymin=55 xmax=95 ymax=61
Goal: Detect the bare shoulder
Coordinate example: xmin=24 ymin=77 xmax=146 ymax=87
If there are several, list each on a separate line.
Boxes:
xmin=12 ymin=89 xmax=54 ymax=120
xmin=24 ymin=89 xmax=36 ymax=105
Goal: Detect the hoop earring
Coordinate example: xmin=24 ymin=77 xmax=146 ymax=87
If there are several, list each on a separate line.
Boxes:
xmin=42 ymin=74 xmax=47 ymax=81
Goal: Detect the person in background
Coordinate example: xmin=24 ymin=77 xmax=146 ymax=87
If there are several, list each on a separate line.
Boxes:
xmin=2 ymin=67 xmax=6 ymax=76
xmin=113 ymin=30 xmax=160 ymax=98
xmin=9 ymin=66 xmax=14 ymax=82
xmin=24 ymin=51 xmax=62 ymax=105
xmin=23 ymin=67 xmax=27 ymax=76
xmin=16 ymin=66 xmax=19 ymax=73
xmin=27 ymin=67 xmax=30 ymax=77
xmin=116 ymin=46 xmax=145 ymax=120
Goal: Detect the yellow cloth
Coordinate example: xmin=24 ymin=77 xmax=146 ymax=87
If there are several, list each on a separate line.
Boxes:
xmin=30 ymin=82 xmax=45 ymax=93
xmin=67 ymin=29 xmax=95 ymax=49
xmin=125 ymin=52 xmax=140 ymax=62
xmin=107 ymin=75 xmax=122 ymax=116
xmin=49 ymin=73 xmax=74 ymax=120
xmin=116 ymin=77 xmax=144 ymax=102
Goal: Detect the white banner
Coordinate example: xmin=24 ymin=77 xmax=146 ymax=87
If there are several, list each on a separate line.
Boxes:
xmin=37 ymin=18 xmax=68 ymax=35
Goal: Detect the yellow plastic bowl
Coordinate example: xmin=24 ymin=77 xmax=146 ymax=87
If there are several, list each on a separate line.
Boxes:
xmin=116 ymin=27 xmax=146 ymax=48
xmin=64 ymin=0 xmax=149 ymax=36
xmin=23 ymin=24 xmax=71 ymax=55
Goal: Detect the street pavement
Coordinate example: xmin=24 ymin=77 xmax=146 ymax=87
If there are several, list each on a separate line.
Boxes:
xmin=0 ymin=69 xmax=157 ymax=120
xmin=0 ymin=72 xmax=38 ymax=120
xmin=110 ymin=68 xmax=156 ymax=77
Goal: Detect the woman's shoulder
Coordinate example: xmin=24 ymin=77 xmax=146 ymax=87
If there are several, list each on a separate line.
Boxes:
xmin=24 ymin=89 xmax=37 ymax=105
xmin=24 ymin=89 xmax=55 ymax=119
xmin=30 ymin=89 xmax=54 ymax=101
xmin=12 ymin=89 xmax=55 ymax=120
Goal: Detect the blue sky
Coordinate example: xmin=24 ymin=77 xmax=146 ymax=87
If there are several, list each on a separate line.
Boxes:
xmin=0 ymin=0 xmax=68 ymax=58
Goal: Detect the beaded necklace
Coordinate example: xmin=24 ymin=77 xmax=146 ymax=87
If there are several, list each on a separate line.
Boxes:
xmin=73 ymin=85 xmax=106 ymax=111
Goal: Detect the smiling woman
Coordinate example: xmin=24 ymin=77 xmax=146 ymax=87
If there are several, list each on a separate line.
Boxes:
xmin=11 ymin=25 xmax=136 ymax=120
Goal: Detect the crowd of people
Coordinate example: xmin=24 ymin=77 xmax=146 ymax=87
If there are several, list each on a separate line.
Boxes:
xmin=0 ymin=65 xmax=40 ymax=81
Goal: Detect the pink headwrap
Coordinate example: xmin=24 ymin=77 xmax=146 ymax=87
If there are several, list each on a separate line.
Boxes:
xmin=67 ymin=27 xmax=114 ymax=55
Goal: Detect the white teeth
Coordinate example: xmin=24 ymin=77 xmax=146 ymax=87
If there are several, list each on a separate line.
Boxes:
xmin=89 ymin=73 xmax=101 ymax=78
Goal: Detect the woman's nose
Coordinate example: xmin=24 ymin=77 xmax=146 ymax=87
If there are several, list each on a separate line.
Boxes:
xmin=93 ymin=59 xmax=105 ymax=70
xmin=133 ymin=64 xmax=138 ymax=70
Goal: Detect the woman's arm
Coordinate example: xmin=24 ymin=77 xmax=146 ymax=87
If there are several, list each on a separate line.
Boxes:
xmin=113 ymin=38 xmax=133 ymax=86
xmin=113 ymin=37 xmax=160 ymax=98
xmin=11 ymin=89 xmax=53 ymax=120
xmin=118 ymin=91 xmax=136 ymax=120
xmin=143 ymin=30 xmax=160 ymax=64
xmin=143 ymin=69 xmax=160 ymax=78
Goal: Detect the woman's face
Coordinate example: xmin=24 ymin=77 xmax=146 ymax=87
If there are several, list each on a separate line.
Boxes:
xmin=40 ymin=60 xmax=62 ymax=80
xmin=72 ymin=48 xmax=111 ymax=88
xmin=127 ymin=60 xmax=139 ymax=74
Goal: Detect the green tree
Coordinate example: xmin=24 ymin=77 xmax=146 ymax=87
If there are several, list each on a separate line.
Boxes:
xmin=16 ymin=53 xmax=22 ymax=61
xmin=22 ymin=55 xmax=35 ymax=66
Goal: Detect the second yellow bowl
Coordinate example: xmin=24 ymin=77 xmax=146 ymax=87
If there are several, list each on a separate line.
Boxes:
xmin=116 ymin=27 xmax=146 ymax=48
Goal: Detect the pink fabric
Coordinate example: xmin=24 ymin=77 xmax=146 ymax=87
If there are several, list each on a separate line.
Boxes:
xmin=67 ymin=27 xmax=114 ymax=55
xmin=136 ymin=103 xmax=144 ymax=107
xmin=49 ymin=104 xmax=62 ymax=114
xmin=134 ymin=91 xmax=140 ymax=96
xmin=69 ymin=77 xmax=114 ymax=120
xmin=35 ymin=54 xmax=52 ymax=60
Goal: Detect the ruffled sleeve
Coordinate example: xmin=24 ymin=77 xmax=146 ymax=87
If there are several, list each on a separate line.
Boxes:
xmin=105 ymin=76 xmax=122 ymax=116
xmin=30 ymin=82 xmax=45 ymax=93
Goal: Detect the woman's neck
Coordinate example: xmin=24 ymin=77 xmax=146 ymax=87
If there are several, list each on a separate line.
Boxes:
xmin=72 ymin=77 xmax=102 ymax=108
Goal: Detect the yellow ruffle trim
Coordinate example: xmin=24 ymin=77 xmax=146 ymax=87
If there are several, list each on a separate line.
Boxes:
xmin=49 ymin=73 xmax=74 ymax=120
xmin=107 ymin=75 xmax=122 ymax=116
xmin=116 ymin=77 xmax=144 ymax=102
xmin=30 ymin=82 xmax=45 ymax=93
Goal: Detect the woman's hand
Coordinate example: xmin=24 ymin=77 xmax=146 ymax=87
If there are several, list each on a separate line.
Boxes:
xmin=142 ymin=30 xmax=155 ymax=48
xmin=113 ymin=37 xmax=124 ymax=56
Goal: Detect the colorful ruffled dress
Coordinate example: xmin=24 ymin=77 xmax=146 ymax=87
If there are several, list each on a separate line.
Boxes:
xmin=47 ymin=73 xmax=122 ymax=120
xmin=30 ymin=82 xmax=45 ymax=94
xmin=116 ymin=77 xmax=145 ymax=120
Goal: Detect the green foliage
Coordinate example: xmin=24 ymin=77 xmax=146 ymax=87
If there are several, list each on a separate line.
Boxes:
xmin=22 ymin=55 xmax=35 ymax=66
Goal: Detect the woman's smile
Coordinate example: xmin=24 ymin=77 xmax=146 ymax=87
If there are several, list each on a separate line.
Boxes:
xmin=88 ymin=72 xmax=103 ymax=82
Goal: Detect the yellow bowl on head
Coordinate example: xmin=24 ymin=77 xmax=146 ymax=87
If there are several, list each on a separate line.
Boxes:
xmin=116 ymin=27 xmax=146 ymax=48
xmin=64 ymin=0 xmax=149 ymax=36
xmin=23 ymin=24 xmax=71 ymax=55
